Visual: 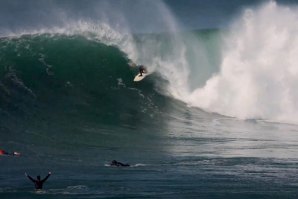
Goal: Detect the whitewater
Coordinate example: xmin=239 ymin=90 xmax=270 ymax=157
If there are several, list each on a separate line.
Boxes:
xmin=1 ymin=1 xmax=298 ymax=199
xmin=2 ymin=1 xmax=297 ymax=124
xmin=188 ymin=1 xmax=298 ymax=124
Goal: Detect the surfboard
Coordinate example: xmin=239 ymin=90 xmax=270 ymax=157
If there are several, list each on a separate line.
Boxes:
xmin=134 ymin=73 xmax=147 ymax=82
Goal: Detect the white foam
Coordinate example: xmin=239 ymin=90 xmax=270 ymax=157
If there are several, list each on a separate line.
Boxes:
xmin=188 ymin=1 xmax=298 ymax=124
xmin=1 ymin=20 xmax=138 ymax=63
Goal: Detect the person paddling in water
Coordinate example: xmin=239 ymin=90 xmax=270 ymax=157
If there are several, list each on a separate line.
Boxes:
xmin=25 ymin=172 xmax=51 ymax=190
xmin=0 ymin=149 xmax=21 ymax=156
xmin=110 ymin=160 xmax=130 ymax=167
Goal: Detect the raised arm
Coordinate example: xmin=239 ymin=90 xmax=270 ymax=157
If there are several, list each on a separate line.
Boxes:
xmin=41 ymin=172 xmax=51 ymax=183
xmin=25 ymin=173 xmax=36 ymax=182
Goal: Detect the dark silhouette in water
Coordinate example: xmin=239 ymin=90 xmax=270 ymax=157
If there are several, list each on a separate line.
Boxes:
xmin=110 ymin=160 xmax=130 ymax=167
xmin=25 ymin=172 xmax=51 ymax=190
xmin=0 ymin=149 xmax=21 ymax=156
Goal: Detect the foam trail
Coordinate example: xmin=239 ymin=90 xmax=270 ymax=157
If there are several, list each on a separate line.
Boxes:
xmin=188 ymin=1 xmax=298 ymax=124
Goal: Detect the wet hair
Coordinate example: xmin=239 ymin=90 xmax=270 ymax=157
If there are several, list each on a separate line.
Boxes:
xmin=37 ymin=176 xmax=41 ymax=180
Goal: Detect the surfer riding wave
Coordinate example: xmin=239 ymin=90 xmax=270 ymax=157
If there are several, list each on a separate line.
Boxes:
xmin=129 ymin=61 xmax=148 ymax=81
xmin=138 ymin=65 xmax=147 ymax=76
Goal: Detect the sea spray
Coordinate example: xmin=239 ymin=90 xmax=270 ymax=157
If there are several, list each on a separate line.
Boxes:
xmin=0 ymin=0 xmax=212 ymax=102
xmin=133 ymin=2 xmax=214 ymax=100
xmin=188 ymin=1 xmax=298 ymax=124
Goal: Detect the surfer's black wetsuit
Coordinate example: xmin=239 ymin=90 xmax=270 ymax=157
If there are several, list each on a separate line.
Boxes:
xmin=139 ymin=65 xmax=146 ymax=76
xmin=26 ymin=173 xmax=51 ymax=189
xmin=110 ymin=160 xmax=130 ymax=167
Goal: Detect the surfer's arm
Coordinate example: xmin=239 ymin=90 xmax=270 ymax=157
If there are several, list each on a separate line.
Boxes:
xmin=41 ymin=172 xmax=51 ymax=183
xmin=25 ymin=173 xmax=36 ymax=182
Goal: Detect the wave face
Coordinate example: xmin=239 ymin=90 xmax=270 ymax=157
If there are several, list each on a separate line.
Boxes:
xmin=0 ymin=34 xmax=168 ymax=131
xmin=187 ymin=2 xmax=298 ymax=124
xmin=1 ymin=1 xmax=298 ymax=127
xmin=2 ymin=1 xmax=298 ymax=198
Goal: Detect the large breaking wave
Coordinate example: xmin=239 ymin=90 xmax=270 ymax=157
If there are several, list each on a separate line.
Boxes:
xmin=1 ymin=1 xmax=298 ymax=125
xmin=188 ymin=1 xmax=298 ymax=124
xmin=0 ymin=34 xmax=167 ymax=130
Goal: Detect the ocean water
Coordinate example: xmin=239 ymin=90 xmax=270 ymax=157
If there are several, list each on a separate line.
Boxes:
xmin=1 ymin=0 xmax=298 ymax=198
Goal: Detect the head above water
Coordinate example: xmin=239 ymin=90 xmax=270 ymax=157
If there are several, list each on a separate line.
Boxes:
xmin=37 ymin=176 xmax=41 ymax=180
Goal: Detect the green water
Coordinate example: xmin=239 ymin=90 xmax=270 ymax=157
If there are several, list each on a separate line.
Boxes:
xmin=0 ymin=34 xmax=298 ymax=199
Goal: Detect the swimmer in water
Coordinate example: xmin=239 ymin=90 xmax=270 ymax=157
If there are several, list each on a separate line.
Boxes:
xmin=110 ymin=160 xmax=130 ymax=167
xmin=0 ymin=149 xmax=21 ymax=156
xmin=25 ymin=172 xmax=51 ymax=190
